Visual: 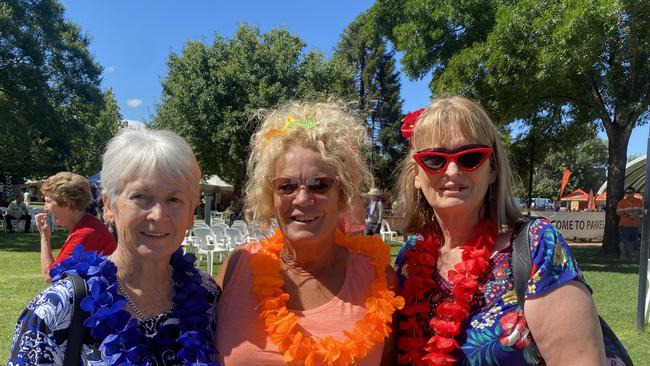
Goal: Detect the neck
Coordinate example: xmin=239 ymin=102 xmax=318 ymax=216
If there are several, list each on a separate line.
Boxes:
xmin=435 ymin=209 xmax=483 ymax=249
xmin=280 ymin=235 xmax=340 ymax=275
xmin=66 ymin=210 xmax=86 ymax=231
xmin=109 ymin=247 xmax=173 ymax=295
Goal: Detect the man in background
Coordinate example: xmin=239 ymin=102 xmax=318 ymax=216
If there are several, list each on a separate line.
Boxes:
xmin=5 ymin=194 xmax=31 ymax=233
xmin=616 ymin=186 xmax=643 ymax=259
xmin=365 ymin=188 xmax=383 ymax=235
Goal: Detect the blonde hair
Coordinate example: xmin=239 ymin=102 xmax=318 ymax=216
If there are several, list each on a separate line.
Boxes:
xmin=245 ymin=100 xmax=373 ymax=227
xmin=397 ymin=96 xmax=521 ymax=234
xmin=41 ymin=172 xmax=91 ymax=211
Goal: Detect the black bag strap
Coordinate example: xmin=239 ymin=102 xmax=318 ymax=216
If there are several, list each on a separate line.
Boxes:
xmin=63 ymin=273 xmax=88 ymax=366
xmin=512 ymin=218 xmax=534 ymax=306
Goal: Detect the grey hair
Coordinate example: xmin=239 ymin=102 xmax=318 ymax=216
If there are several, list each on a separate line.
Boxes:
xmin=101 ymin=127 xmax=201 ymax=207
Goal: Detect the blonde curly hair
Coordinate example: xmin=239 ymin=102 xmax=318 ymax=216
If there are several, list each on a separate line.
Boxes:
xmin=245 ymin=100 xmax=373 ymax=228
xmin=397 ymin=96 xmax=521 ymax=234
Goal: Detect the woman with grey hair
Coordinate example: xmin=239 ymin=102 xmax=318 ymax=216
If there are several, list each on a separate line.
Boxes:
xmin=9 ymin=128 xmax=221 ymax=365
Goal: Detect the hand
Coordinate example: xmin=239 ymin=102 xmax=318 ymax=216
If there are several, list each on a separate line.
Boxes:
xmin=35 ymin=213 xmax=51 ymax=240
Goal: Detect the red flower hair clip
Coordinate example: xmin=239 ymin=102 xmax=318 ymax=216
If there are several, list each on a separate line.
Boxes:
xmin=401 ymin=108 xmax=425 ymax=140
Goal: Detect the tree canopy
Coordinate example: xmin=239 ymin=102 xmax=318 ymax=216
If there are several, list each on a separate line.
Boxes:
xmin=0 ymin=0 xmax=121 ymax=182
xmin=154 ymin=24 xmax=356 ymax=194
xmin=369 ymin=0 xmax=650 ymax=254
xmin=334 ymin=13 xmax=405 ymax=190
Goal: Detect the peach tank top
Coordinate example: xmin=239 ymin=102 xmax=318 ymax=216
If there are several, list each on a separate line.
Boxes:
xmin=215 ymin=242 xmax=384 ymax=365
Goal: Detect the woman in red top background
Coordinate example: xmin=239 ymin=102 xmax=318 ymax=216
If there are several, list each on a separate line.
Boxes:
xmin=35 ymin=171 xmax=117 ymax=282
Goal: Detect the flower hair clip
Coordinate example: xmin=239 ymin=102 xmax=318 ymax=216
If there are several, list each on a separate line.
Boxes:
xmin=400 ymin=108 xmax=425 ymax=141
xmin=262 ymin=116 xmax=317 ymax=144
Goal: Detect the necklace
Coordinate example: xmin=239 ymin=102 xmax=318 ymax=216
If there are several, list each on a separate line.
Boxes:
xmin=116 ymin=278 xmax=148 ymax=321
xmin=49 ymin=245 xmax=220 ymax=365
xmin=251 ymin=230 xmax=404 ymax=366
xmin=116 ymin=266 xmax=174 ymax=321
xmin=398 ymin=220 xmax=497 ymax=366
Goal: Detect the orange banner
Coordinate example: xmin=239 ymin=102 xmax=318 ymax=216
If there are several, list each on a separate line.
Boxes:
xmin=559 ymin=168 xmax=572 ymax=198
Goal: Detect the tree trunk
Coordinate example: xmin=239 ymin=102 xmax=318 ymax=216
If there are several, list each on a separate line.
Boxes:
xmin=601 ymin=126 xmax=633 ymax=255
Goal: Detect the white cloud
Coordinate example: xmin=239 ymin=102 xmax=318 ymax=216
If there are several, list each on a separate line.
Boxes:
xmin=122 ymin=119 xmax=146 ymax=129
xmin=105 ymin=65 xmax=116 ymax=73
xmin=126 ymin=99 xmax=142 ymax=108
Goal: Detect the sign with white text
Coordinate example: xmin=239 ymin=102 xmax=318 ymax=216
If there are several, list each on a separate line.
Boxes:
xmin=531 ymin=211 xmax=605 ymax=241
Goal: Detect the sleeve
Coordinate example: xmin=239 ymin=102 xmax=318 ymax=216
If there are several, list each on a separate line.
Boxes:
xmin=394 ymin=235 xmax=418 ymax=289
xmin=52 ymin=228 xmax=104 ymax=267
xmin=524 ymin=218 xmax=586 ymax=299
xmin=8 ymin=280 xmax=74 ymax=365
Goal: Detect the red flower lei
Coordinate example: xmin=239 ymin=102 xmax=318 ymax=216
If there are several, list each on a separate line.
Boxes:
xmin=398 ymin=220 xmax=497 ymax=366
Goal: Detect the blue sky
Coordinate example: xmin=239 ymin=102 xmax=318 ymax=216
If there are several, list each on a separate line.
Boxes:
xmin=60 ymin=0 xmax=648 ymax=157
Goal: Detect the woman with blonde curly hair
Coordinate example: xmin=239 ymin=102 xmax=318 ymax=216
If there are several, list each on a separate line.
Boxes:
xmin=215 ymin=101 xmax=404 ymax=365
xmin=35 ymin=172 xmax=116 ymax=283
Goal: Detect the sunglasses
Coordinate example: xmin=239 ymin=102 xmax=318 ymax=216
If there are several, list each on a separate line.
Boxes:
xmin=413 ymin=145 xmax=494 ymax=174
xmin=267 ymin=176 xmax=338 ymax=197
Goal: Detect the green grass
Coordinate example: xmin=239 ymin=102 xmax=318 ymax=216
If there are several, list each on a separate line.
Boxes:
xmin=1 ymin=236 xmax=648 ymax=364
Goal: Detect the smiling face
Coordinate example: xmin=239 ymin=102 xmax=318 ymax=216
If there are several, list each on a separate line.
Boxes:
xmin=104 ymin=174 xmax=195 ymax=259
xmin=272 ymin=145 xmax=341 ymax=248
xmin=415 ymin=136 xmax=497 ymax=220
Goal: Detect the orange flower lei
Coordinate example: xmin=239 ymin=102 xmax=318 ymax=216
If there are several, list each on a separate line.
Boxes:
xmin=251 ymin=230 xmax=405 ymax=366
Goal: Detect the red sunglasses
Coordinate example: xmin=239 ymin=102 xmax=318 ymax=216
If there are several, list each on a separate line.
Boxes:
xmin=267 ymin=176 xmax=338 ymax=197
xmin=413 ymin=145 xmax=494 ymax=174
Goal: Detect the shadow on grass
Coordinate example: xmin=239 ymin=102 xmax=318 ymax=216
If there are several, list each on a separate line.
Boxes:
xmin=0 ymin=232 xmax=66 ymax=252
xmin=570 ymin=245 xmax=640 ymax=274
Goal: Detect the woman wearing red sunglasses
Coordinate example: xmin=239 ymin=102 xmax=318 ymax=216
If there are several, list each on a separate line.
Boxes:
xmin=394 ymin=96 xmax=608 ymax=365
xmin=215 ymin=101 xmax=404 ymax=365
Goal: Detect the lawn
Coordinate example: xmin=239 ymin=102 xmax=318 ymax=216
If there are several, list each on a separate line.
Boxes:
xmin=1 ymin=233 xmax=648 ymax=364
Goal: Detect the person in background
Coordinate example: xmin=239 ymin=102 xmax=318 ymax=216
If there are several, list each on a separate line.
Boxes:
xmin=616 ymin=186 xmax=643 ymax=259
xmin=365 ymin=187 xmax=384 ymax=235
xmin=35 ymin=172 xmax=117 ymax=283
xmin=5 ymin=193 xmax=31 ymax=233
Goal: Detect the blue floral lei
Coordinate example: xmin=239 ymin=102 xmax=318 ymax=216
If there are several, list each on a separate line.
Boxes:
xmin=50 ymin=245 xmax=220 ymax=365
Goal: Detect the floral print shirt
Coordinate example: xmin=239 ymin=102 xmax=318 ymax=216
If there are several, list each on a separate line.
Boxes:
xmin=395 ymin=218 xmax=583 ymax=365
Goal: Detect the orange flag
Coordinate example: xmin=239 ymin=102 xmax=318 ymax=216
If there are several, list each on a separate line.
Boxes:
xmin=559 ymin=168 xmax=572 ymax=198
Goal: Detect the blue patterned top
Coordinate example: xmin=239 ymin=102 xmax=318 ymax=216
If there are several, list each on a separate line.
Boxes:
xmin=8 ymin=262 xmax=221 ymax=365
xmin=395 ymin=218 xmax=597 ymax=365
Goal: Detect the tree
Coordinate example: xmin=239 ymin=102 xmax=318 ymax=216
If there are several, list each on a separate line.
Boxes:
xmin=334 ymin=14 xmax=405 ymax=190
xmin=510 ymin=127 xmax=608 ymax=200
xmin=154 ymin=24 xmax=355 ymax=195
xmin=65 ymin=89 xmax=123 ymax=175
xmin=369 ymin=0 xmax=650 ymax=255
xmin=0 ymin=0 xmax=107 ymax=180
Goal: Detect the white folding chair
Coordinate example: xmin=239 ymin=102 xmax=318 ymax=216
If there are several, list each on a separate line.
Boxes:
xmin=211 ymin=222 xmax=229 ymax=231
xmin=193 ymin=228 xmax=228 ymax=275
xmin=380 ymin=220 xmax=398 ymax=242
xmin=231 ymin=221 xmax=250 ymax=238
xmin=181 ymin=229 xmax=195 ymax=254
xmin=193 ymin=222 xmax=209 ymax=229
xmin=225 ymin=227 xmax=246 ymax=248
